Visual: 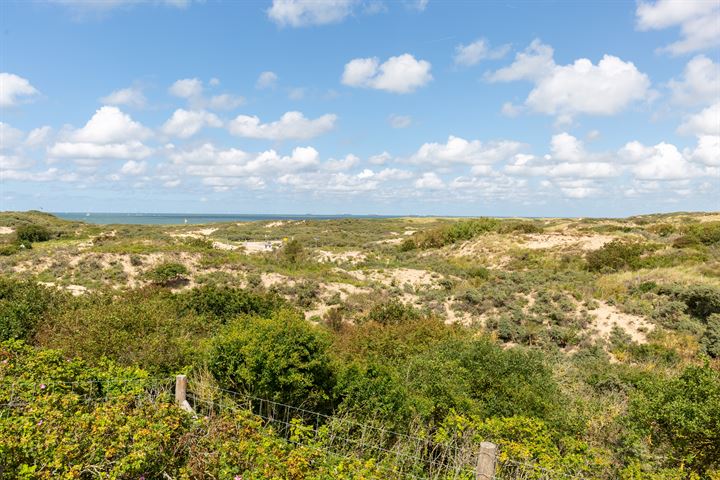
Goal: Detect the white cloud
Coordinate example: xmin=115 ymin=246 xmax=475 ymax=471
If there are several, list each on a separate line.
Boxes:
xmin=267 ymin=0 xmax=357 ymax=27
xmin=120 ymin=160 xmax=147 ymax=175
xmin=414 ymin=172 xmax=445 ymax=189
xmin=485 ymin=40 xmax=555 ymax=82
xmin=68 ymin=106 xmax=152 ymax=143
xmin=100 ymin=86 xmax=146 ymax=108
xmin=171 ymin=144 xmax=321 ymax=178
xmin=500 ymin=102 xmax=522 ymax=117
xmin=636 ymin=0 xmax=720 ymax=55
xmin=25 ymin=126 xmax=53 ymax=148
xmin=169 ymin=78 xmax=203 ymax=99
xmin=410 ymin=135 xmax=523 ymax=166
xmin=678 ymin=101 xmax=720 ymax=136
xmin=668 ymin=55 xmax=720 ymax=106
xmin=526 ymin=55 xmax=650 ymax=117
xmin=388 ymin=114 xmax=412 ymax=128
xmin=627 ymin=141 xmax=700 ymax=179
xmin=0 ymin=123 xmax=24 ymax=151
xmin=453 ymin=38 xmax=509 ymax=66
xmin=228 ymin=111 xmax=337 ymax=140
xmin=687 ymin=135 xmax=720 ymax=166
xmin=324 ymin=154 xmax=359 ymax=172
xmin=487 ymin=40 xmax=651 ymax=120
xmin=48 ymin=140 xmax=152 ymax=160
xmin=0 ymin=73 xmax=40 ymax=107
xmin=256 ymin=71 xmax=278 ymax=89
xmin=161 ymin=109 xmax=222 ymax=138
xmin=342 ymin=54 xmax=432 ymax=94
xmin=207 ymin=94 xmax=245 ymax=110
xmin=369 ymin=151 xmax=392 ymax=165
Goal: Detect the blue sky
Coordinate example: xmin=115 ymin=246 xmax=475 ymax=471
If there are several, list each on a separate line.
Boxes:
xmin=1 ymin=0 xmax=718 ymax=216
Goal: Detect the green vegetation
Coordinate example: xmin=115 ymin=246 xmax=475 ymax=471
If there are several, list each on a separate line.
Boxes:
xmin=0 ymin=211 xmax=719 ymax=478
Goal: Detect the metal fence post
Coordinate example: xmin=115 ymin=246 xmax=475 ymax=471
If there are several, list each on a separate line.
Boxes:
xmin=476 ymin=442 xmax=498 ymax=480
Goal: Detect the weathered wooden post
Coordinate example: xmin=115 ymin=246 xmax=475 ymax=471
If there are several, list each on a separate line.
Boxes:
xmin=175 ymin=375 xmax=193 ymax=413
xmin=475 ymin=441 xmax=498 ymax=480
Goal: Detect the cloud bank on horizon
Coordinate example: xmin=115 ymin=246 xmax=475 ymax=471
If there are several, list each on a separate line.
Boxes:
xmin=0 ymin=0 xmax=718 ymax=216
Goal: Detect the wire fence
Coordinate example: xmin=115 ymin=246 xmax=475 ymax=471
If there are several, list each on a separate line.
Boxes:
xmin=0 ymin=376 xmax=586 ymax=480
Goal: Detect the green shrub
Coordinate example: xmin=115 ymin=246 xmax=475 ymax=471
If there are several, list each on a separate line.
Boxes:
xmin=15 ymin=224 xmax=51 ymax=243
xmin=0 ymin=278 xmax=61 ymax=342
xmin=660 ymin=285 xmax=720 ymax=321
xmin=585 ymin=240 xmax=652 ymax=272
xmin=37 ymin=288 xmax=212 ymax=372
xmin=148 ymin=262 xmax=189 ymax=285
xmin=209 ymin=308 xmax=335 ymax=411
xmin=178 ymin=285 xmax=285 ymax=322
xmin=364 ymin=300 xmax=421 ymax=325
xmin=626 ymin=364 xmax=720 ymax=475
xmin=702 ymin=314 xmax=720 ymax=358
xmin=413 ymin=218 xmax=500 ymax=249
xmin=282 ymin=238 xmax=305 ymax=264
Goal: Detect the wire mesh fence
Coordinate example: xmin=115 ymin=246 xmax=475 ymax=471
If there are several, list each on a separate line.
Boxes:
xmin=0 ymin=376 xmax=587 ymax=480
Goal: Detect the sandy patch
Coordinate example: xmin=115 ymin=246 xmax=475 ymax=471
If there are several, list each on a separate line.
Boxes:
xmin=171 ymin=228 xmax=217 ymax=239
xmin=522 ymin=233 xmax=614 ymax=251
xmin=38 ymin=282 xmax=88 ymax=296
xmin=346 ymin=268 xmax=439 ymax=289
xmin=0 ymin=227 xmax=15 ymax=235
xmin=403 ymin=230 xmax=416 ymax=236
xmin=317 ymin=250 xmax=367 ymax=265
xmin=265 ymin=221 xmax=285 ymax=228
xmin=374 ymin=238 xmax=404 ymax=245
xmin=261 ymin=272 xmax=293 ymax=288
xmin=588 ymin=301 xmax=654 ymax=344
xmin=212 ymin=241 xmax=239 ymax=251
xmin=243 ymin=240 xmax=281 ymax=254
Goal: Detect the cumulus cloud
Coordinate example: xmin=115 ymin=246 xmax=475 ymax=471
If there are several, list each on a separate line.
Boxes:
xmin=169 ymin=78 xmax=204 ymax=99
xmin=687 ymin=135 xmax=720 ymax=166
xmin=161 ymin=109 xmax=222 ymax=138
xmin=168 ymin=77 xmax=244 ymax=110
xmin=453 ymin=38 xmax=510 ymax=66
xmin=120 ymin=159 xmax=147 ymax=175
xmin=48 ymin=140 xmax=153 ymax=160
xmin=25 ymin=126 xmax=53 ymax=148
xmin=668 ymin=55 xmax=720 ymax=106
xmin=636 ymin=0 xmax=720 ymax=55
xmin=485 ymin=40 xmax=555 ymax=82
xmin=0 ymin=123 xmax=24 ymax=151
xmin=342 ymin=54 xmax=432 ymax=94
xmin=0 ymin=73 xmax=40 ymax=107
xmin=324 ymin=154 xmax=359 ymax=172
xmin=100 ymin=86 xmax=146 ymax=108
xmin=409 ymin=135 xmax=523 ymax=166
xmin=487 ymin=40 xmax=651 ymax=120
xmin=256 ymin=71 xmax=278 ymax=89
xmin=628 ymin=141 xmax=701 ymax=179
xmin=228 ymin=111 xmax=337 ymax=140
xmin=678 ymin=101 xmax=720 ymax=136
xmin=48 ymin=106 xmax=152 ymax=160
xmin=414 ymin=172 xmax=444 ymax=189
xmin=68 ymin=106 xmax=151 ymax=143
xmin=268 ymin=0 xmax=357 ymax=27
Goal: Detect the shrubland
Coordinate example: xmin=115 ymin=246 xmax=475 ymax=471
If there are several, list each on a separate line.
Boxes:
xmin=0 ymin=211 xmax=719 ymax=478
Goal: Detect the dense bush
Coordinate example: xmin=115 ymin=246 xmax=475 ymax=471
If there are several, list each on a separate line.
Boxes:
xmin=660 ymin=284 xmax=720 ymax=321
xmin=178 ymin=284 xmax=285 ymax=321
xmin=627 ymin=364 xmax=720 ymax=475
xmin=0 ymin=278 xmax=61 ymax=342
xmin=673 ymin=221 xmax=720 ymax=247
xmin=585 ymin=240 xmax=652 ymax=272
xmin=702 ymin=314 xmax=720 ymax=358
xmin=36 ymin=288 xmax=212 ymax=373
xmin=413 ymin=218 xmax=500 ymax=249
xmin=364 ymin=300 xmax=421 ymax=325
xmin=282 ymin=238 xmax=305 ymax=264
xmin=15 ymin=224 xmax=51 ymax=243
xmin=210 ymin=309 xmax=335 ymax=411
xmin=148 ymin=262 xmax=189 ymax=285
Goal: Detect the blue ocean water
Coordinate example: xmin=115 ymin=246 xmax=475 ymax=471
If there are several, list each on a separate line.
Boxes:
xmin=53 ymin=212 xmax=401 ymax=225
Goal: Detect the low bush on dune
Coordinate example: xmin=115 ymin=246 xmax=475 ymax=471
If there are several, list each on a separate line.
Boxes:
xmin=15 ymin=224 xmax=52 ymax=244
xmin=0 ymin=278 xmax=64 ymax=342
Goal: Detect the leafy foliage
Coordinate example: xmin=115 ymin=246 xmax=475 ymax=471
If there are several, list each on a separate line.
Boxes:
xmin=0 ymin=278 xmax=61 ymax=342
xmin=15 ymin=224 xmax=52 ymax=243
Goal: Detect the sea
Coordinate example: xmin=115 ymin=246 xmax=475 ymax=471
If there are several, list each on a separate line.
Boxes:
xmin=53 ymin=212 xmax=404 ymax=225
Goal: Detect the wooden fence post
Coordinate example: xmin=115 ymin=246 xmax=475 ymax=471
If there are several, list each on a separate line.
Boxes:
xmin=175 ymin=375 xmax=193 ymax=413
xmin=475 ymin=441 xmax=498 ymax=480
